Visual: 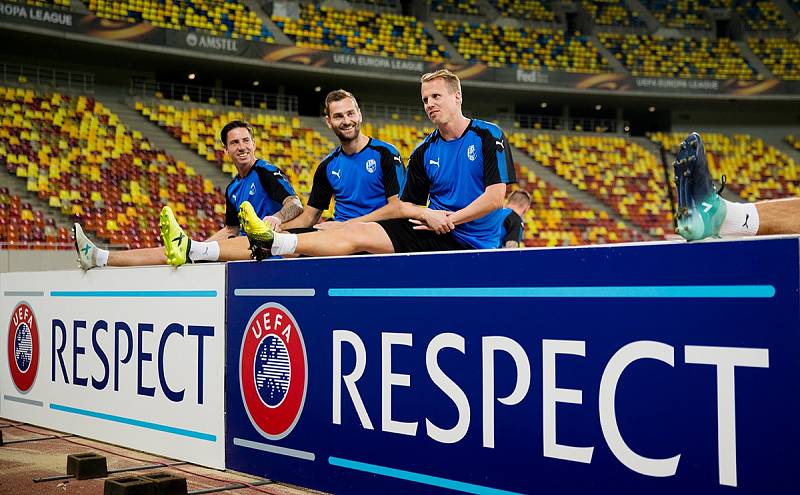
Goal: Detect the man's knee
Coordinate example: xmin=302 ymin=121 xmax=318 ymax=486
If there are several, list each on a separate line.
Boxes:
xmin=346 ymin=222 xmax=389 ymax=251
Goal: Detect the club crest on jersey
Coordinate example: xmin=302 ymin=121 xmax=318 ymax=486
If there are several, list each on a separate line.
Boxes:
xmin=365 ymin=159 xmax=377 ymax=174
xmin=7 ymin=302 xmax=39 ymax=393
xmin=467 ymin=144 xmax=477 ymax=161
xmin=239 ymin=303 xmax=308 ymax=440
xmin=249 ymin=182 xmax=256 ymax=196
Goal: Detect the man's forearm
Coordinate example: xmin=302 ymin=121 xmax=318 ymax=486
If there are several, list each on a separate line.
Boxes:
xmin=344 ymin=198 xmax=406 ymax=224
xmin=448 ymin=183 xmax=506 ymax=225
xmin=282 ymin=207 xmax=322 ymax=230
xmin=275 ymin=197 xmax=303 ymax=223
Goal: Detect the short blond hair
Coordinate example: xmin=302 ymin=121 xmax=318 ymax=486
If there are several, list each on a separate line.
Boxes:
xmin=420 ymin=69 xmax=461 ymax=94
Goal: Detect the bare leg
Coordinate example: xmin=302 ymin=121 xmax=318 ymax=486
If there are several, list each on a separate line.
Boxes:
xmin=108 ymin=247 xmax=166 ymax=266
xmin=755 ymin=198 xmax=800 ymax=235
xmin=295 ymin=222 xmax=394 ymax=256
xmin=217 ymin=236 xmax=253 ymax=261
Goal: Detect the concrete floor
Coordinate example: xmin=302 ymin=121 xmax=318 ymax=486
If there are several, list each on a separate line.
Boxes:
xmin=0 ymin=420 xmax=327 ymax=495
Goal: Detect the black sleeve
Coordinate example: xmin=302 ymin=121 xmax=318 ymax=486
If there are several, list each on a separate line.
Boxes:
xmin=378 ymin=147 xmax=403 ymax=198
xmin=502 ymin=211 xmax=523 ymax=244
xmin=481 ymin=130 xmax=517 ymax=187
xmin=224 ymin=182 xmax=238 ymax=226
xmin=307 ymin=160 xmax=334 ymax=211
xmin=400 ymin=146 xmax=430 ymax=205
xmin=254 ymin=166 xmax=295 ymax=205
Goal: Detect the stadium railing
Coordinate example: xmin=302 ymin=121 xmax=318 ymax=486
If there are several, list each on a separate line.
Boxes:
xmin=0 ymin=62 xmax=94 ymax=92
xmin=129 ymin=79 xmax=299 ymax=113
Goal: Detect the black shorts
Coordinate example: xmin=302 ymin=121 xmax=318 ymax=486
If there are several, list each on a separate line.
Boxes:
xmin=377 ymin=218 xmax=468 ymax=253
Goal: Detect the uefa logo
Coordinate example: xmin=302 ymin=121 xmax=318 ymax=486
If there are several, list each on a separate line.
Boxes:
xmin=7 ymin=302 xmax=39 ymax=393
xmin=239 ymin=303 xmax=308 ymax=440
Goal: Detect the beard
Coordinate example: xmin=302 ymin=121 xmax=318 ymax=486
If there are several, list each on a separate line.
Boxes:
xmin=333 ymin=122 xmax=361 ymax=143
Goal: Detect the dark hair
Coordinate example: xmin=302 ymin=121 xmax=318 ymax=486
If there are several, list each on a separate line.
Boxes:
xmin=220 ymin=120 xmax=254 ymax=145
xmin=324 ymin=89 xmax=358 ymax=116
xmin=508 ymin=189 xmax=531 ymax=206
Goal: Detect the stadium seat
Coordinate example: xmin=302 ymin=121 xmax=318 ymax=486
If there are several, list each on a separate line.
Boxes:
xmin=435 ymin=20 xmax=608 ymax=72
xmin=511 ymin=132 xmax=672 ymax=237
xmin=748 ymin=37 xmax=800 ymax=80
xmin=0 ymin=188 xmax=71 ymax=250
xmin=581 ymin=0 xmax=645 ymax=27
xmin=599 ymin=33 xmax=758 ymax=80
xmin=0 ymin=86 xmax=226 ymax=249
xmin=85 ymin=0 xmax=274 ymax=42
xmin=431 ymin=0 xmax=482 ymax=16
xmin=733 ymin=0 xmax=788 ymax=31
xmin=640 ymin=0 xmax=716 ymax=30
xmin=273 ymin=4 xmax=447 ymax=61
xmin=488 ymin=0 xmax=555 ymax=22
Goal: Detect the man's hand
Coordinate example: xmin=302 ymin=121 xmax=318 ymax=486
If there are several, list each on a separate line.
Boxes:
xmin=410 ymin=209 xmax=454 ymax=234
xmin=262 ymin=215 xmax=282 ymax=231
xmin=313 ymin=221 xmax=347 ymax=231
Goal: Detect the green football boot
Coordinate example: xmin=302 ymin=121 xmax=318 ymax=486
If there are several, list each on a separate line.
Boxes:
xmin=160 ymin=206 xmax=191 ymax=266
xmin=673 ymin=132 xmax=727 ymax=241
xmin=238 ymin=201 xmax=274 ymax=261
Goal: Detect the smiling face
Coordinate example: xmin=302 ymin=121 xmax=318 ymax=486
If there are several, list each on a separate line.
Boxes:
xmin=224 ymin=126 xmax=257 ymax=170
xmin=421 ymin=77 xmax=462 ymax=126
xmin=325 ymin=97 xmax=362 ymax=144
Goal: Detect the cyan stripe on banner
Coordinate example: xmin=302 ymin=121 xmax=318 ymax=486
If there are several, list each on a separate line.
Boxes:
xmin=328 ymin=285 xmax=775 ymax=299
xmin=328 ymin=457 xmax=524 ymax=495
xmin=50 ymin=290 xmax=217 ymax=298
xmin=49 ymin=403 xmax=216 ymax=442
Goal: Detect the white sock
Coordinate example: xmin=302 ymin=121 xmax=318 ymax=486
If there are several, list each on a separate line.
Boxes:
xmin=271 ymin=233 xmax=298 ymax=256
xmin=720 ymin=199 xmax=759 ymax=237
xmin=189 ymin=240 xmax=220 ymax=262
xmin=96 ymin=248 xmax=109 ymax=267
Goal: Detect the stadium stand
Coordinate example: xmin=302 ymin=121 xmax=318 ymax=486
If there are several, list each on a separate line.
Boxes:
xmin=85 ymin=0 xmax=275 ymax=42
xmin=431 ymin=0 xmax=483 ymax=16
xmin=13 ymin=0 xmax=70 ymax=8
xmin=136 ymin=102 xmax=335 ymax=197
xmin=598 ymin=33 xmax=758 ymax=79
xmin=361 ymin=122 xmax=432 ymax=163
xmin=488 ymin=0 xmax=555 ymax=22
xmin=733 ymin=0 xmax=788 ymax=32
xmin=638 ymin=0 xmax=714 ymax=30
xmin=349 ymin=0 xmax=401 ymax=9
xmin=515 ymin=164 xmax=646 ymax=246
xmin=748 ymin=37 xmax=800 ymax=80
xmin=0 ymin=188 xmax=72 ymax=249
xmin=510 ymin=132 xmax=672 ymax=237
xmin=273 ymin=4 xmax=447 ymax=61
xmin=581 ymin=0 xmax=645 ymax=27
xmin=787 ymin=135 xmax=800 ymax=152
xmin=649 ymin=132 xmax=800 ymax=201
xmin=435 ymin=20 xmax=609 ymax=72
xmin=0 ymin=86 xmax=225 ymax=249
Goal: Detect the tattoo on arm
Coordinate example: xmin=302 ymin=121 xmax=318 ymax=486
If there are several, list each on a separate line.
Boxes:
xmin=275 ymin=197 xmax=303 ymax=223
